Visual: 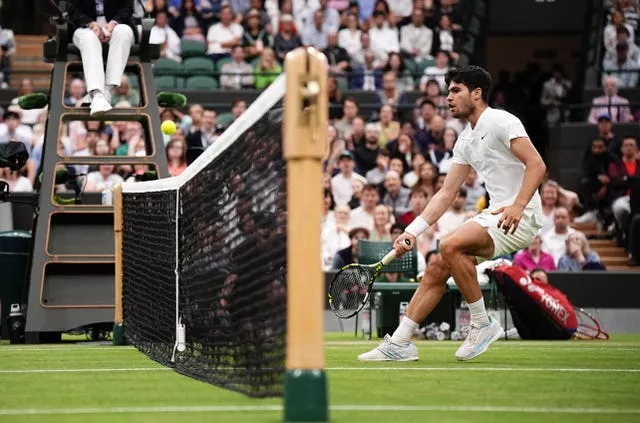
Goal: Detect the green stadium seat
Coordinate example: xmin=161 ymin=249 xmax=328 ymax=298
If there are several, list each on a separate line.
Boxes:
xmin=216 ymin=112 xmax=234 ymax=127
xmin=183 ymin=57 xmax=215 ymax=76
xmin=181 ymin=39 xmax=206 ymax=59
xmin=358 ymin=240 xmax=417 ymax=280
xmin=215 ymin=57 xmax=233 ymax=73
xmin=154 ymin=58 xmax=182 ymax=76
xmin=335 ymin=76 xmax=348 ymax=92
xmin=403 ymin=57 xmax=418 ymax=79
xmin=417 ymin=58 xmax=436 ymax=75
xmin=185 ymin=75 xmax=219 ymax=90
xmin=155 ymin=75 xmax=177 ymax=89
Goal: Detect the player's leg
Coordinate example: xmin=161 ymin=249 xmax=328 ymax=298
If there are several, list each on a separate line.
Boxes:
xmin=357 ymin=253 xmax=451 ymax=361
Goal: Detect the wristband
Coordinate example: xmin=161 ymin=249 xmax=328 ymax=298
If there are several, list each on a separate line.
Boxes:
xmin=405 ymin=216 xmax=429 ymax=238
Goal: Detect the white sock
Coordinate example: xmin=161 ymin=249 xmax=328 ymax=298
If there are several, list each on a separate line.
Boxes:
xmin=391 ymin=317 xmax=418 ymax=346
xmin=468 ymin=297 xmax=490 ymax=326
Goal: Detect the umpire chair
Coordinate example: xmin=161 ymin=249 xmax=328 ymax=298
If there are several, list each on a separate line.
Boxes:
xmin=24 ymin=2 xmax=168 ymax=342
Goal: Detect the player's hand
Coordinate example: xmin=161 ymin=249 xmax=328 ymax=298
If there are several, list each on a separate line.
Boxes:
xmin=491 ymin=203 xmax=525 ymax=235
xmin=393 ymin=233 xmax=415 ymax=258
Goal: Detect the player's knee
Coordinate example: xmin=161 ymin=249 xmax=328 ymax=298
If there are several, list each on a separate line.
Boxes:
xmin=426 ymin=253 xmax=448 ymax=278
xmin=438 ymin=237 xmax=460 ymax=262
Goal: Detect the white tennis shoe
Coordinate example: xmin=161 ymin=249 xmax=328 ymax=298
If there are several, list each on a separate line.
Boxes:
xmin=455 ymin=317 xmax=503 ymax=361
xmin=357 ymin=334 xmax=419 ymax=361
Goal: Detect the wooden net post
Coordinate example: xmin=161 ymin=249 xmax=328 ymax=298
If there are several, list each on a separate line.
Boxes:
xmin=113 ymin=184 xmax=126 ymax=345
xmin=283 ymin=47 xmax=329 ymax=422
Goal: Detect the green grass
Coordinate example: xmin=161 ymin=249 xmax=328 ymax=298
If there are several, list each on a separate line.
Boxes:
xmin=0 ymin=335 xmax=639 ymax=422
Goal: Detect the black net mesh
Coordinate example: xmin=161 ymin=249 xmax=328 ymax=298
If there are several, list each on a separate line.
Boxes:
xmin=329 ymin=265 xmax=375 ymax=318
xmin=121 ymin=105 xmax=287 ymax=397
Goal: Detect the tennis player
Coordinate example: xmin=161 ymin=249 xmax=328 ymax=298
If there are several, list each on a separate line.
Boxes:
xmin=359 ymin=66 xmax=546 ymax=361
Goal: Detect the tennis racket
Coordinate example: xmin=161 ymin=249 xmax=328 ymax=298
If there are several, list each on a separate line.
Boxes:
xmin=328 ymin=239 xmax=411 ymax=319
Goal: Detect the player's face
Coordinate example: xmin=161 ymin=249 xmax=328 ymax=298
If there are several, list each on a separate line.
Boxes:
xmin=446 ymin=82 xmax=474 ymax=119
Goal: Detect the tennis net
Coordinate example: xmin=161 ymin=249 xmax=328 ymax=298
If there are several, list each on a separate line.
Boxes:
xmin=119 ymin=76 xmax=287 ymax=397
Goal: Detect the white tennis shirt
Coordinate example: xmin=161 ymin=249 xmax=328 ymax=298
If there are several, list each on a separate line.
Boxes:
xmin=452 ymin=107 xmax=544 ymax=224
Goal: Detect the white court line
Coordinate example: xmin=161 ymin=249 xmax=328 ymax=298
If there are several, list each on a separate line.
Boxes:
xmin=2 ymin=367 xmax=640 ymax=374
xmin=324 ymin=341 xmax=640 ymax=347
xmin=0 ymin=404 xmax=639 ymax=416
xmin=326 ymin=346 xmax=640 ymax=351
xmin=0 ymin=347 xmax=136 ymax=352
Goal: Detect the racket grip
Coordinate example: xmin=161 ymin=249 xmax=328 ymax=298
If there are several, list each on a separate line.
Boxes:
xmin=381 ymin=239 xmax=413 ymax=266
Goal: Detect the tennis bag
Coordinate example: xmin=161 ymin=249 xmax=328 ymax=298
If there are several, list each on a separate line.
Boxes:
xmin=489 ymin=265 xmax=578 ymax=340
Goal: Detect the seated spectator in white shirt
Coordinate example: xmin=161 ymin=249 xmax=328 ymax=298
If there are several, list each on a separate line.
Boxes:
xmin=220 ymin=45 xmax=255 ymax=89
xmin=400 ymin=8 xmax=433 ymax=62
xmin=436 ymin=186 xmax=467 ymax=238
xmin=350 ymin=183 xmax=379 ymax=232
xmin=604 ymin=24 xmax=640 ymax=65
xmin=85 ymin=164 xmax=125 ymax=192
xmin=206 ymin=5 xmax=244 ymax=60
xmin=433 ymin=14 xmax=455 ymax=54
xmin=316 ymin=0 xmax=340 ymax=33
xmin=588 ymin=76 xmax=633 ymax=124
xmin=0 ymin=166 xmax=32 ymax=192
xmin=150 ymin=10 xmax=181 ymax=62
xmin=602 ymin=41 xmax=640 ymax=88
xmin=368 ymin=10 xmax=399 ymax=66
xmin=331 ymin=151 xmax=367 ymax=205
xmin=302 ymin=9 xmax=330 ymax=49
xmin=603 ymin=9 xmax=635 ymax=53
xmin=420 ymin=51 xmax=450 ymax=92
xmin=338 ymin=13 xmax=362 ymax=60
xmin=542 ymin=206 xmax=575 ymax=264
xmin=539 ymin=179 xmax=560 ymax=236
xmin=321 ymin=203 xmax=351 ymax=270
xmin=0 ymin=109 xmax=32 ymax=152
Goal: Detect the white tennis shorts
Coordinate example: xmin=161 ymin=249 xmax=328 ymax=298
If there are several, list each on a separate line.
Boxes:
xmin=466 ymin=210 xmax=542 ymax=261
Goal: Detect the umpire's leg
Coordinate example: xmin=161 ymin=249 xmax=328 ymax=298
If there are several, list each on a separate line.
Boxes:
xmin=72 ymin=28 xmax=105 ymax=94
xmin=106 ymin=25 xmax=134 ymax=89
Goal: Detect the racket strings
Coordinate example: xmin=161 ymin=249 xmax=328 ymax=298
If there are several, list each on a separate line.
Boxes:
xmin=329 ymin=266 xmax=375 ymax=319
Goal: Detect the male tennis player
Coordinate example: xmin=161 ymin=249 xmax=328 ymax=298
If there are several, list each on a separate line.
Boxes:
xmin=359 ymin=66 xmax=546 ymax=362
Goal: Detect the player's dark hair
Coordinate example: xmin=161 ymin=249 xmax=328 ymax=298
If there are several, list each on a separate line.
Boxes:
xmin=445 ymin=66 xmax=492 ymax=103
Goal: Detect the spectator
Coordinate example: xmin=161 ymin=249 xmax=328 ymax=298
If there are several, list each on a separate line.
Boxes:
xmin=11 ymin=78 xmax=47 ymax=125
xmin=609 ymin=136 xmax=640 ymax=246
xmin=588 ymin=76 xmax=633 ymax=124
xmin=530 ymin=268 xmax=549 ymax=283
xmin=604 ymin=24 xmax=640 ymax=64
xmin=416 ymin=98 xmax=437 ymax=133
xmin=273 ymin=14 xmax=303 ymax=62
xmin=338 ymin=13 xmax=362 ymax=60
xmin=540 ymin=64 xmax=572 ymax=126
xmin=420 ymin=79 xmax=449 ymax=120
xmin=378 ymin=104 xmax=400 ymax=148
xmin=513 ymin=234 xmax=557 ymax=272
xmin=206 ymin=5 xmax=243 ymax=61
xmin=350 ymin=183 xmax=379 ymax=232
xmin=302 ymin=9 xmax=330 ymax=49
xmin=242 ymin=8 xmax=270 ymax=62
xmin=368 ymin=10 xmax=399 ymax=66
xmin=254 ymin=48 xmax=281 ymax=89
xmin=603 ymin=9 xmax=635 ymax=53
xmin=557 ymin=232 xmax=606 ymax=271
xmin=331 ymin=151 xmax=367 ymax=205
xmin=328 ymin=76 xmax=344 ymax=120
xmin=322 ymin=188 xmax=336 ymax=226
xmin=595 ymin=113 xmax=622 ymax=160
xmin=542 ymin=207 xmax=575 ymax=264
xmin=0 ymin=45 xmax=10 ymax=89
xmin=345 ymin=115 xmax=366 ymax=149
xmin=334 ymin=98 xmax=359 ymax=139
xmin=0 ymin=110 xmax=31 ymax=153
xmin=220 ymin=45 xmax=255 ymax=89
xmin=389 ymin=156 xmax=406 ymax=180
xmin=420 ymin=51 xmax=450 ymax=92
xmin=64 ymin=78 xmax=87 ymax=107
xmin=68 ymin=0 xmax=135 ymax=116
xmin=366 ymin=149 xmax=390 ymax=186
xmin=166 ymin=139 xmax=187 ymax=176
xmin=388 ymin=0 xmax=412 ymax=23
xmin=416 ymin=114 xmax=445 ymax=157
xmin=354 ymin=122 xmax=380 ymax=175
xmin=85 ymin=164 xmax=125 ymax=192
xmin=316 ymin=0 xmax=341 ymax=33
xmin=0 ymin=166 xmax=32 ymax=192
xmin=432 ymin=13 xmax=455 ymax=54
xmin=231 ymin=98 xmax=247 ymax=120
xmin=398 ymin=186 xmax=428 ymax=225
xmin=349 ymin=178 xmax=365 ymax=209
xmin=539 ymin=180 xmax=561 ymax=235
xmin=110 ymin=75 xmax=139 ymax=107
xmin=371 ymin=204 xmax=392 ymax=241
xmin=602 ymin=41 xmax=639 ymax=88
xmin=460 ymin=168 xmax=485 ymax=213
xmin=323 ymin=32 xmax=350 ymax=75
xmin=400 ymin=8 xmax=433 ymax=63
xmin=382 ymin=170 xmax=410 ymax=216
xmin=576 ymin=138 xmax=613 ymax=224
xmin=415 ymin=161 xmax=439 ymax=198
xmin=387 ymin=132 xmax=415 ymax=172
xmin=614 ymin=0 xmax=639 ymax=30
xmin=436 ymin=186 xmax=467 ymax=238
xmin=171 ymin=0 xmax=205 ymax=41
xmin=150 ymin=10 xmax=181 ymax=61
xmin=384 ymin=53 xmax=414 ymax=93
xmin=403 ymin=153 xmax=426 ymax=188
xmin=437 ymin=127 xmax=458 ymax=174
xmin=378 ymin=71 xmax=404 ymax=106
xmin=332 ymin=227 xmax=370 ymax=269
xmin=187 ymin=109 xmax=217 ymax=149
xmin=321 ymin=203 xmax=351 ymax=270
xmin=350 ymin=49 xmax=382 ymax=91
xmin=246 ymin=0 xmax=271 ymax=28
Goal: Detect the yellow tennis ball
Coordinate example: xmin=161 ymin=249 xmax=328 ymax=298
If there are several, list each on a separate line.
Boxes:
xmin=161 ymin=120 xmax=176 ymax=135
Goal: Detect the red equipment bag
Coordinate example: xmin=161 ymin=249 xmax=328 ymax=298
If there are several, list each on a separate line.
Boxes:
xmin=489 ymin=265 xmax=608 ymax=340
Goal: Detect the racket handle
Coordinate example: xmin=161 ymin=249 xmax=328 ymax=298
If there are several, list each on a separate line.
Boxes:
xmin=380 ymin=239 xmax=412 ymax=266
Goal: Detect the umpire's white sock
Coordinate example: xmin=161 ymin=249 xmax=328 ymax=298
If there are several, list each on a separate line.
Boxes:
xmin=391 ymin=317 xmax=419 ymax=346
xmin=468 ymin=297 xmax=490 ymax=326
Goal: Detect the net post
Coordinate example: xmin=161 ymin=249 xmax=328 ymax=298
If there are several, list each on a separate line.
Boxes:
xmin=113 ymin=184 xmax=126 ymax=345
xmin=283 ymin=47 xmax=329 ymax=422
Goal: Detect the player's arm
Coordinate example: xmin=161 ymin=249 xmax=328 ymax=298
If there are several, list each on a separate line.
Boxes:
xmin=492 ymin=137 xmax=546 ymax=233
xmin=399 ymin=162 xmax=470 ymax=250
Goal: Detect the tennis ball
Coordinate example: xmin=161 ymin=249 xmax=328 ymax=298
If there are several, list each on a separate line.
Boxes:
xmin=161 ymin=120 xmax=177 ymax=135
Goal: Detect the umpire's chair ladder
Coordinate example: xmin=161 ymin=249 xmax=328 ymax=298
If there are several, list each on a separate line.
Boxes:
xmin=24 ymin=12 xmax=168 ymax=342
